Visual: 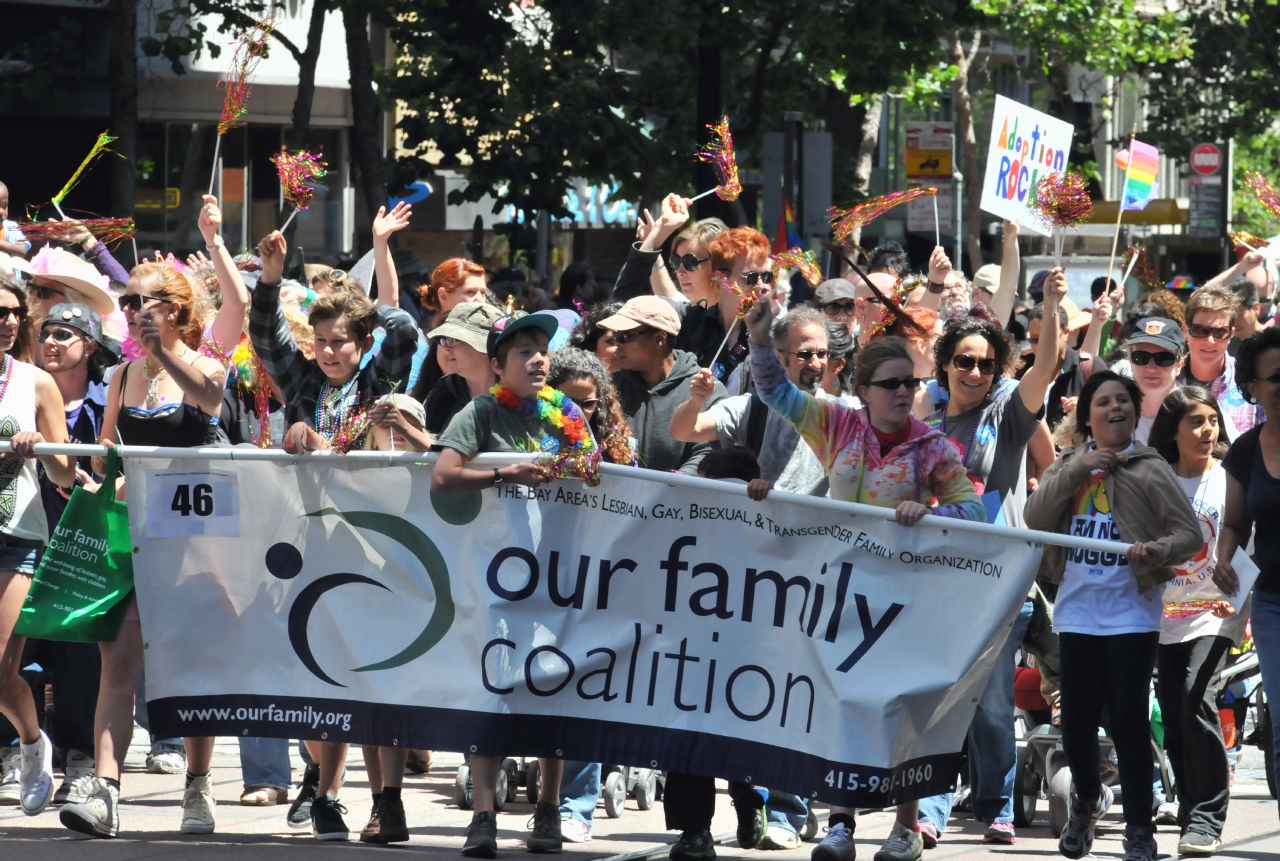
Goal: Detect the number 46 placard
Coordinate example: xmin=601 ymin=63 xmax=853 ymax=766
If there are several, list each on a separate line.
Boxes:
xmin=145 ymin=470 xmax=240 ymax=538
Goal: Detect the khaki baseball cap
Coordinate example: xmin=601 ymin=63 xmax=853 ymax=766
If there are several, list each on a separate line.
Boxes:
xmin=972 ymin=264 xmax=1001 ymax=294
xmin=599 ymin=296 xmax=682 ymax=336
xmin=429 ymin=302 xmax=504 ymax=353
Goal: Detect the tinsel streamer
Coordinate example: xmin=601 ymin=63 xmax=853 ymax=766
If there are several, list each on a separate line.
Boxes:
xmin=692 ymin=116 xmax=742 ymax=202
xmin=1163 ymin=599 xmax=1233 ymax=620
xmin=1230 ymin=230 xmax=1269 ymax=252
xmin=1246 ymin=171 xmax=1280 ymax=222
xmin=771 ymin=247 xmax=822 ymax=287
xmin=828 ymin=187 xmax=937 ymax=243
xmin=536 ymin=448 xmax=603 ymax=486
xmin=1029 ymin=172 xmax=1093 ymax=266
xmin=327 ymin=403 xmax=373 ymax=454
xmin=52 ymin=132 xmax=116 ymax=209
xmin=712 ymin=272 xmax=758 ymax=319
xmin=272 ymin=150 xmax=328 ymax=211
xmin=1127 ymin=246 xmax=1162 ymax=292
xmin=821 ymin=241 xmax=928 ymax=341
xmin=17 ymin=217 xmax=136 ymax=246
xmin=217 ymin=15 xmax=274 ymax=137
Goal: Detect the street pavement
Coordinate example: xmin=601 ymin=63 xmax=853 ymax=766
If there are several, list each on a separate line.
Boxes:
xmin=2 ymin=731 xmax=1279 ymax=859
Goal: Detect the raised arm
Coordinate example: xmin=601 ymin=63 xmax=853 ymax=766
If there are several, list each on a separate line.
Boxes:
xmin=136 ymin=309 xmax=227 ymax=416
xmin=990 ymin=219 xmax=1020 ymax=325
xmin=371 ymin=202 xmax=412 ymax=308
xmin=669 ymin=368 xmax=721 ymax=442
xmin=198 ymin=196 xmax=251 ymax=353
xmin=248 ymin=231 xmax=310 ymax=406
xmin=636 ymin=209 xmax=682 ymax=300
xmin=1016 ymin=267 xmax=1066 ymax=414
xmin=1203 ymin=250 xmax=1264 ymax=291
xmin=57 ymin=218 xmax=131 ymax=284
xmin=915 ymin=246 xmax=954 ymax=312
xmin=1078 ymin=290 xmax=1113 ymax=363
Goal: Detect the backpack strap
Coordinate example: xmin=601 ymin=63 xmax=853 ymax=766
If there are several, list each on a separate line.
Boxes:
xmin=745 ymin=393 xmax=768 ymax=458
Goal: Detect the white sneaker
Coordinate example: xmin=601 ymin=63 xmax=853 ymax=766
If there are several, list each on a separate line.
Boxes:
xmin=873 ymin=822 xmax=923 ymax=861
xmin=812 ymin=821 xmax=858 ymax=861
xmin=561 ymin=815 xmax=592 ymax=843
xmin=0 ymin=746 xmax=19 ymax=804
xmin=180 ymin=773 xmax=217 ymax=834
xmin=147 ymin=750 xmax=187 ymax=775
xmin=762 ymin=823 xmax=803 ymax=850
xmin=55 ymin=749 xmax=96 ymax=806
xmin=59 ymin=777 xmax=119 ymax=838
xmin=19 ymin=730 xmax=54 ymax=815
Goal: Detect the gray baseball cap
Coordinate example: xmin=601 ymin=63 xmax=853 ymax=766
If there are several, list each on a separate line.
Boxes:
xmin=815 ymin=279 xmax=857 ymax=305
xmin=429 ymin=302 xmax=504 ymax=353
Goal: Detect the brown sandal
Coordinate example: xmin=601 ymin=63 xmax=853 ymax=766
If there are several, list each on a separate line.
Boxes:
xmin=240 ymin=786 xmax=288 ymax=805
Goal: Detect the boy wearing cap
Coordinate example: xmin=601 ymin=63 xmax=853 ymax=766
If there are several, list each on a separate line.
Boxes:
xmin=606 ymin=296 xmax=726 ymax=474
xmin=432 ymin=311 xmax=584 ymax=858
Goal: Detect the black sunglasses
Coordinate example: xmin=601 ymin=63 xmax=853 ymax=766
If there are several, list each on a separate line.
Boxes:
xmin=1187 ymin=324 xmax=1231 ymax=341
xmin=952 ymin=355 xmax=997 ymax=375
xmin=119 ymin=293 xmax=168 ymax=313
xmin=781 ymin=349 xmax=830 ymax=361
xmin=32 ymin=286 xmax=66 ymax=301
xmin=671 ymin=254 xmax=709 ymax=272
xmin=611 ymin=327 xmax=657 ymax=344
xmin=38 ymin=328 xmax=80 ymax=343
xmin=738 ymin=271 xmax=775 ymax=287
xmin=1254 ymin=372 xmax=1280 ymax=385
xmin=865 ymin=375 xmax=921 ymax=391
xmin=0 ymin=306 xmax=25 ymax=322
xmin=1130 ymin=349 xmax=1178 ymax=367
xmin=822 ymin=301 xmax=856 ymax=314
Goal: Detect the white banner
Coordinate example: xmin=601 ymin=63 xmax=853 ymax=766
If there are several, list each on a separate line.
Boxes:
xmin=122 ymin=456 xmax=1043 ymax=805
xmin=979 ymin=95 xmax=1076 ymax=236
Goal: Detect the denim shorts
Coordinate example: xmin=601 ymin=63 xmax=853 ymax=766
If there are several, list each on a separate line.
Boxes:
xmin=0 ymin=536 xmax=44 ymax=576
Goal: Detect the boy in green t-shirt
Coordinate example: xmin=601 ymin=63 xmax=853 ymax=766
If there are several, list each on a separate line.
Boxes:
xmin=432 ymin=312 xmax=574 ymax=858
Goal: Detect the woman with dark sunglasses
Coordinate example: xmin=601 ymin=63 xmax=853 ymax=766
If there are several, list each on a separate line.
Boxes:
xmin=911 ymin=269 xmax=1070 ymax=848
xmin=1125 ymin=317 xmax=1186 ymax=444
xmin=743 ymin=292 xmax=982 ymax=861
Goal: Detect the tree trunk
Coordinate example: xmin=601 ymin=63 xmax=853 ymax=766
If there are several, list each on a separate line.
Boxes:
xmin=285 ymin=0 xmax=330 ymax=149
xmin=344 ymin=6 xmax=388 ymax=251
xmin=950 ymin=31 xmax=984 ymax=269
xmin=694 ymin=0 xmax=725 ymax=223
xmin=847 ymin=95 xmax=884 ymax=249
xmin=108 ymin=0 xmax=137 ymax=222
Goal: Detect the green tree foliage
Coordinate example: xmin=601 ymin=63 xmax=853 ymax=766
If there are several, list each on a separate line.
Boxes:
xmin=1232 ymin=132 xmax=1280 ymax=237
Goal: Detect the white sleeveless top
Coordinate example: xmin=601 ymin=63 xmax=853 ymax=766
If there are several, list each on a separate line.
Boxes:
xmin=0 ymin=358 xmax=49 ymax=542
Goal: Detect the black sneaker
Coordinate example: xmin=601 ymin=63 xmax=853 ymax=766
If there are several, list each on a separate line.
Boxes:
xmin=360 ymin=798 xmax=382 ymax=843
xmin=463 ymin=810 xmax=499 ymax=858
xmin=311 ymin=793 xmax=350 ymax=841
xmin=734 ymin=799 xmax=766 ymax=849
xmin=287 ymin=762 xmax=320 ymax=830
xmin=378 ymin=793 xmax=409 ymax=844
xmin=671 ymin=828 xmax=717 ymax=861
xmin=527 ymin=800 xmax=563 ymax=853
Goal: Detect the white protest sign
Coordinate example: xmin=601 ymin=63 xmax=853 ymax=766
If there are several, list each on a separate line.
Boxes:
xmin=144 ymin=469 xmax=240 ymax=538
xmin=980 ymin=95 xmax=1076 ymax=236
xmin=1228 ymin=547 xmax=1261 ymax=615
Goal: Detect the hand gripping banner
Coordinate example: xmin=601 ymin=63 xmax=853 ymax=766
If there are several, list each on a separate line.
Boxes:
xmin=122 ymin=454 xmax=1044 ymax=806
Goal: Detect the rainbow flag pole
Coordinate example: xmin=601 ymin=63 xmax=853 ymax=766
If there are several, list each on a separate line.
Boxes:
xmin=1105 ymin=128 xmax=1160 ymax=307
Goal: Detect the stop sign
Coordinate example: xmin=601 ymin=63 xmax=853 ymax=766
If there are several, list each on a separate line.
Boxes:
xmin=1191 ymin=143 xmax=1222 ymax=175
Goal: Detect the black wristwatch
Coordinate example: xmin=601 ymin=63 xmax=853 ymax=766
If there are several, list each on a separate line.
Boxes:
xmin=492 ymin=467 xmax=505 ymax=486
xmin=928 ymin=280 xmax=946 ymax=294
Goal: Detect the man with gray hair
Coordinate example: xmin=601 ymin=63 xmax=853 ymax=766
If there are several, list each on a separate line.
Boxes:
xmin=670 ymin=306 xmax=830 ymax=500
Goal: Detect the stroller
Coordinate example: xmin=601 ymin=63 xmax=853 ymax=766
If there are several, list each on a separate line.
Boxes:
xmin=455 ymin=758 xmax=666 ymax=818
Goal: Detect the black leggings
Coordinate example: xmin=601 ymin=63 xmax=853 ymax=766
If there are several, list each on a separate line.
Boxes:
xmin=1058 ymin=631 xmax=1158 ymax=827
xmin=663 ymin=771 xmax=760 ymax=832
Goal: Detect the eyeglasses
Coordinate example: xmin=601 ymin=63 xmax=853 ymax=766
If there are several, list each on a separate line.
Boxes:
xmin=32 ymin=286 xmax=66 ymax=301
xmin=0 ymin=306 xmax=25 ymax=322
xmin=671 ymin=254 xmax=709 ymax=272
xmin=822 ymin=301 xmax=856 ymax=315
xmin=611 ymin=327 xmax=657 ymax=344
xmin=38 ymin=328 xmax=80 ymax=343
xmin=1187 ymin=324 xmax=1231 ymax=341
xmin=865 ymin=376 xmax=921 ymax=391
xmin=436 ymin=337 xmax=463 ymax=350
xmin=119 ymin=293 xmax=167 ymax=313
xmin=576 ymin=398 xmax=600 ymax=410
xmin=781 ymin=349 xmax=830 ymax=361
xmin=737 ymin=270 xmax=775 ymax=287
xmin=1130 ymin=349 xmax=1178 ymax=367
xmin=952 ymin=355 xmax=997 ymax=375
xmin=864 ymin=295 xmax=883 ymax=305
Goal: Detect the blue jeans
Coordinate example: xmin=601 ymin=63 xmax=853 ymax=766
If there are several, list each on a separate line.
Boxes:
xmin=560 ymin=761 xmax=601 ymax=824
xmin=1250 ymin=590 xmax=1280 ymax=816
xmin=760 ymin=788 xmax=809 ymax=834
xmin=919 ymin=599 xmax=1035 ymax=828
xmin=240 ymin=737 xmax=292 ymax=790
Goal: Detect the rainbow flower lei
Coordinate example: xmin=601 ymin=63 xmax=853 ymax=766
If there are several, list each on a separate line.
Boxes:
xmin=491 ymin=383 xmax=601 ymax=484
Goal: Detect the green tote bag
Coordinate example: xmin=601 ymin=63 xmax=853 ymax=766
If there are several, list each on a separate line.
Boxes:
xmin=15 ymin=448 xmax=135 ymax=642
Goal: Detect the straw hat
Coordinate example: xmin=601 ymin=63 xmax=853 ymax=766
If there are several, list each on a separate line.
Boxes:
xmin=11 ymin=246 xmax=115 ymax=318
xmin=1059 ymin=298 xmax=1093 ymax=332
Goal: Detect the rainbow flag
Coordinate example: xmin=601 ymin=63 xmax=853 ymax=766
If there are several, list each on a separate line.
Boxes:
xmin=1114 ymin=140 xmax=1160 ymax=211
xmin=773 ymin=196 xmax=803 ymax=254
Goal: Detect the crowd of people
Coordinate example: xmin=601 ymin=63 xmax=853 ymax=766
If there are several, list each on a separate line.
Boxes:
xmin=0 ymin=186 xmax=1274 ymax=861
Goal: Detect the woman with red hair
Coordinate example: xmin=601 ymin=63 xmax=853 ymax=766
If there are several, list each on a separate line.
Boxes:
xmin=414 ymin=259 xmax=489 ymax=398
xmin=702 ymin=226 xmax=774 ymax=392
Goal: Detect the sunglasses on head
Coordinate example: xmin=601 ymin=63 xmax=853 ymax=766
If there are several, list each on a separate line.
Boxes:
xmin=738 ymin=270 xmax=774 ymax=287
xmin=611 ymin=327 xmax=657 ymax=344
xmin=866 ymin=375 xmax=921 ymax=391
xmin=670 ymin=254 xmax=708 ymax=272
xmin=38 ymin=328 xmax=80 ymax=343
xmin=952 ymin=355 xmax=997 ymax=375
xmin=1130 ymin=349 xmax=1178 ymax=367
xmin=781 ymin=348 xmax=830 ymax=361
xmin=32 ymin=286 xmax=66 ymax=301
xmin=1188 ymin=324 xmax=1231 ymax=341
xmin=119 ymin=293 xmax=167 ymax=313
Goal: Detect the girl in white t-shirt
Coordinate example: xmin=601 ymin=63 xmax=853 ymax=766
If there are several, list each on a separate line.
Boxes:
xmin=1148 ymin=386 xmax=1242 ymax=855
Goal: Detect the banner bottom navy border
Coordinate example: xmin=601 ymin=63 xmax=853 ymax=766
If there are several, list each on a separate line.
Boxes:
xmin=152 ymin=695 xmax=959 ymax=806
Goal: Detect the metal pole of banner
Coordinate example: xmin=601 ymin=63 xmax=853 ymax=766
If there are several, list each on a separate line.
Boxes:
xmin=9 ymin=444 xmax=1132 ymax=556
